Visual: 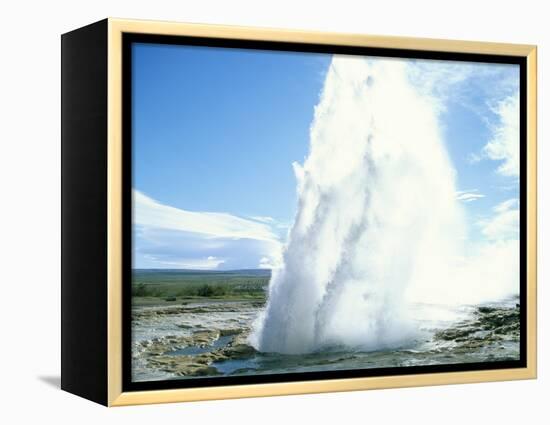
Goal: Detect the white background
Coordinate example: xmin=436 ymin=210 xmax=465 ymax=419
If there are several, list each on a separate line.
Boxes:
xmin=0 ymin=0 xmax=546 ymax=423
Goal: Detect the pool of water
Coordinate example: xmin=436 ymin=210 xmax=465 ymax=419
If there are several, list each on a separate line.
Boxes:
xmin=212 ymin=357 xmax=261 ymax=375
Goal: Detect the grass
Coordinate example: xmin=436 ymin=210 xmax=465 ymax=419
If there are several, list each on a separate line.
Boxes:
xmin=132 ymin=269 xmax=270 ymax=302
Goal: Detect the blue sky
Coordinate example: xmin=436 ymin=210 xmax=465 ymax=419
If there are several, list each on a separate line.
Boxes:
xmin=133 ymin=44 xmax=329 ymax=222
xmin=132 ymin=43 xmax=520 ymax=270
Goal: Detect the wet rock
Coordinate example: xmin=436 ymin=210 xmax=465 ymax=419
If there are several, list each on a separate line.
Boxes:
xmin=435 ymin=328 xmax=474 ymax=341
xmin=223 ymin=343 xmax=256 ymax=359
xmin=220 ymin=328 xmax=242 ymax=336
xmin=176 ymin=324 xmax=194 ymax=329
xmin=149 ymin=356 xmax=222 ymax=377
xmin=138 ymin=329 xmax=221 ymax=358
xmin=192 ymin=330 xmax=220 ymax=346
xmin=478 ymin=306 xmax=497 ymax=314
xmin=433 ymin=304 xmax=520 ymax=356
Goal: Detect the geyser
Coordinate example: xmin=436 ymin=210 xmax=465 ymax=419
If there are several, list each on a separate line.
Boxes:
xmin=250 ymin=56 xmax=515 ymax=355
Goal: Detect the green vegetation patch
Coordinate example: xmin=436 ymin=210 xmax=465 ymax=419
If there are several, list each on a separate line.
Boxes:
xmin=132 ymin=269 xmax=270 ymax=301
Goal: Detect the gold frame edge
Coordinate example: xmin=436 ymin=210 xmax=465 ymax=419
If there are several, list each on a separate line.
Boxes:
xmin=106 ymin=17 xmax=537 ymax=407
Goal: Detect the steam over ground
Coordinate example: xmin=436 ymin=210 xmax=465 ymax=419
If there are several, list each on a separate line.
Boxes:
xmin=251 ymin=56 xmax=519 ymax=355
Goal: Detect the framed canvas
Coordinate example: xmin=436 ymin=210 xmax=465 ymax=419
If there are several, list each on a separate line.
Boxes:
xmin=61 ymin=18 xmax=537 ymax=406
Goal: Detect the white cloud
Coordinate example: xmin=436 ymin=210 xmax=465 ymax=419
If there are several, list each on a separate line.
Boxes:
xmin=478 ymin=198 xmax=519 ymax=241
xmin=412 ymin=61 xmax=520 ymax=180
xmin=250 ymin=216 xmax=275 ymax=224
xmin=467 ymin=152 xmax=482 ymax=164
xmin=133 ymin=190 xmax=282 ymax=270
xmin=456 ymin=189 xmax=485 ymax=203
xmin=258 ymin=256 xmax=277 ymax=269
xmin=143 ymin=254 xmax=225 ymax=270
xmin=483 ymin=93 xmax=520 ymax=177
xmin=134 ymin=190 xmax=278 ymax=242
xmin=407 ymin=61 xmax=476 ymax=113
xmin=493 ymin=198 xmax=519 ymax=213
xmin=407 ymin=61 xmax=517 ymax=115
xmin=276 ymin=222 xmax=290 ymax=229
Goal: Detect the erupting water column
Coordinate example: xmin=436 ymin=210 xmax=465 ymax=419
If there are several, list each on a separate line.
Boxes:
xmin=251 ymin=56 xmax=465 ymax=354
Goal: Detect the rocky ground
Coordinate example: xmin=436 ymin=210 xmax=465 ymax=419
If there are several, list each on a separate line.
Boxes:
xmin=132 ymin=301 xmax=521 ymax=380
xmin=133 ymin=301 xmax=260 ymax=378
xmin=433 ymin=304 xmax=520 ymax=356
xmin=139 ymin=329 xmax=255 ymax=377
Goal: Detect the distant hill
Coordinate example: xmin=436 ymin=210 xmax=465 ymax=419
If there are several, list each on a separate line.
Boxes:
xmin=133 ymin=268 xmax=271 ymax=279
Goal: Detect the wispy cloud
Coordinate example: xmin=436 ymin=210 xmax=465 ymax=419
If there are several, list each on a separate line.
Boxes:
xmin=410 ymin=60 xmax=520 ymax=181
xmin=134 ymin=190 xmax=278 ymax=243
xmin=133 ymin=190 xmax=282 ymax=270
xmin=408 ymin=61 xmax=475 ymax=113
xmin=493 ymin=198 xmax=519 ymax=214
xmin=407 ymin=61 xmax=517 ymax=115
xmin=250 ymin=215 xmax=275 ymax=224
xmin=483 ymin=93 xmax=520 ymax=177
xmin=467 ymin=152 xmax=482 ymax=164
xmin=258 ymin=256 xmax=277 ymax=269
xmin=478 ymin=198 xmax=519 ymax=241
xmin=456 ymin=189 xmax=485 ymax=203
xmin=142 ymin=254 xmax=226 ymax=270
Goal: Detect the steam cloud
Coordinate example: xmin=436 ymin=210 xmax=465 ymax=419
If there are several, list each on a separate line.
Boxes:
xmin=251 ymin=56 xmax=519 ymax=354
